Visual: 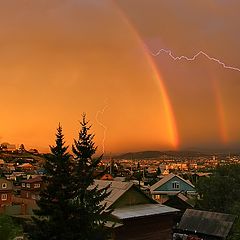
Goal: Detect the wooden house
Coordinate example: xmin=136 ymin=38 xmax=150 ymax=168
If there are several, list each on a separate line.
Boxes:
xmin=164 ymin=192 xmax=195 ymax=212
xmin=100 ymin=173 xmax=114 ymax=181
xmin=150 ymin=174 xmax=196 ymax=203
xmin=93 ymin=180 xmax=179 ymax=240
xmin=0 ymin=178 xmax=13 ymax=206
xmin=20 ymin=176 xmax=42 ymax=200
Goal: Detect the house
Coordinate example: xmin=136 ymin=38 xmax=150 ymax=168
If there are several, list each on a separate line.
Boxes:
xmin=0 ymin=142 xmax=16 ymax=152
xmin=0 ymin=178 xmax=13 ymax=206
xmin=0 ymin=159 xmax=5 ymax=167
xmin=174 ymin=209 xmax=235 ymax=240
xmin=13 ymin=178 xmax=179 ymax=240
xmin=20 ymin=176 xmax=42 ymax=200
xmin=17 ymin=163 xmax=34 ymax=172
xmin=150 ymin=174 xmax=196 ymax=203
xmin=192 ymin=172 xmax=212 ymax=184
xmin=4 ymin=163 xmax=16 ymax=173
xmin=92 ymin=180 xmax=179 ymax=240
xmin=164 ymin=192 xmax=195 ymax=212
xmin=100 ymin=173 xmax=114 ymax=181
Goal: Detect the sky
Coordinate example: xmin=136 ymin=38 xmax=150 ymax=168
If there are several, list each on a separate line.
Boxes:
xmin=0 ymin=0 xmax=240 ymax=153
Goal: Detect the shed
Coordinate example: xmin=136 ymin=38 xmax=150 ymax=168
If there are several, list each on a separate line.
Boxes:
xmin=177 ymin=209 xmax=235 ymax=239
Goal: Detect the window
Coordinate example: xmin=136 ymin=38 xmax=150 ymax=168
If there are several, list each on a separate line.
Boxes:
xmin=2 ymin=183 xmax=7 ymax=189
xmin=26 ymin=183 xmax=30 ymax=188
xmin=154 ymin=195 xmax=161 ymax=200
xmin=22 ymin=183 xmax=25 ymax=188
xmin=1 ymin=194 xmax=7 ymax=201
xmin=34 ymin=183 xmax=40 ymax=188
xmin=172 ymin=181 xmax=180 ymax=189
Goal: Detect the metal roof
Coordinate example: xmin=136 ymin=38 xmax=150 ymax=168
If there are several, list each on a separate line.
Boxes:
xmin=92 ymin=180 xmax=134 ymax=209
xmin=178 ymin=209 xmax=235 ymax=238
xmin=112 ymin=203 xmax=179 ymax=220
xmin=150 ymin=174 xmax=195 ymax=193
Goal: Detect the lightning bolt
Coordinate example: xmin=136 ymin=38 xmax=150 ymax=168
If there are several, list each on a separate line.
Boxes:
xmin=151 ymin=49 xmax=240 ymax=73
xmin=95 ymin=102 xmax=108 ymax=155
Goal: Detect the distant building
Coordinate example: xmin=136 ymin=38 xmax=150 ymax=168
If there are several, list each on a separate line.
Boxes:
xmin=20 ymin=176 xmax=43 ymax=200
xmin=28 ymin=149 xmax=39 ymax=154
xmin=0 ymin=159 xmax=5 ymax=167
xmin=17 ymin=163 xmax=34 ymax=172
xmin=100 ymin=173 xmax=114 ymax=181
xmin=0 ymin=178 xmax=13 ymax=206
xmin=1 ymin=142 xmax=16 ymax=152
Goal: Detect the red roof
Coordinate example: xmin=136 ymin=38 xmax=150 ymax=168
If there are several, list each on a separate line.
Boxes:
xmin=22 ymin=176 xmax=42 ymax=183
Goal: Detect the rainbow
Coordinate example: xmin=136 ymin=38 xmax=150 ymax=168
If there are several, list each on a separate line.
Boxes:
xmin=112 ymin=1 xmax=179 ymax=149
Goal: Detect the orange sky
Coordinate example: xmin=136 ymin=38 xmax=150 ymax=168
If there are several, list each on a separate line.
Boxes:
xmin=0 ymin=0 xmax=240 ymax=153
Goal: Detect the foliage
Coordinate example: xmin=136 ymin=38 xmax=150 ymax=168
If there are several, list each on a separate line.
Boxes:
xmin=25 ymin=124 xmax=74 ymax=240
xmin=196 ymin=164 xmax=240 ymax=239
xmin=156 ymin=166 xmax=161 ymax=176
xmin=25 ymin=116 xmax=111 ymax=240
xmin=196 ymin=164 xmax=240 ymax=212
xmin=0 ymin=215 xmax=23 ymax=240
xmin=71 ymin=113 xmax=112 ymax=240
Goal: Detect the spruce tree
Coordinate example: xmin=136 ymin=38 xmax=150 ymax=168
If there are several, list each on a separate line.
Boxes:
xmin=156 ymin=166 xmax=161 ymax=176
xmin=71 ymin=113 xmax=111 ymax=240
xmin=25 ymin=124 xmax=74 ymax=240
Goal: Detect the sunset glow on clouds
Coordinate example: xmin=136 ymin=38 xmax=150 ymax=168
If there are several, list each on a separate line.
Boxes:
xmin=0 ymin=0 xmax=240 ymax=153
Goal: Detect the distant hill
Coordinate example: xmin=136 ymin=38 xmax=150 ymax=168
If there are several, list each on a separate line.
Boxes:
xmin=0 ymin=152 xmax=45 ymax=164
xmin=114 ymin=150 xmax=212 ymax=160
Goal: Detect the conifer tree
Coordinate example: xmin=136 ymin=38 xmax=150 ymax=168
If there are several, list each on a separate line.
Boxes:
xmin=71 ymin=113 xmax=111 ymax=240
xmin=156 ymin=166 xmax=161 ymax=176
xmin=26 ymin=124 xmax=74 ymax=240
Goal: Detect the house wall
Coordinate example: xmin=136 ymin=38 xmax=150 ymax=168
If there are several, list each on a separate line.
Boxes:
xmin=155 ymin=176 xmax=195 ymax=192
xmin=13 ymin=196 xmax=38 ymax=215
xmin=20 ymin=180 xmax=42 ymax=200
xmin=113 ymin=214 xmax=175 ymax=240
xmin=112 ymin=187 xmax=154 ymax=208
xmin=153 ymin=194 xmax=169 ymax=204
xmin=0 ymin=179 xmax=12 ymax=190
xmin=0 ymin=191 xmax=12 ymax=206
xmin=21 ymin=190 xmax=40 ymax=200
xmin=21 ymin=181 xmax=42 ymax=190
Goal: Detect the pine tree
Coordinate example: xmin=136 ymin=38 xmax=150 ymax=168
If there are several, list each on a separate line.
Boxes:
xmin=25 ymin=124 xmax=74 ymax=240
xmin=71 ymin=113 xmax=112 ymax=240
xmin=156 ymin=166 xmax=161 ymax=176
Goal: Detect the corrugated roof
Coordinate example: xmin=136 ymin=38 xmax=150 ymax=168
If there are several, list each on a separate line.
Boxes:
xmin=177 ymin=193 xmax=189 ymax=202
xmin=112 ymin=203 xmax=179 ymax=220
xmin=150 ymin=174 xmax=195 ymax=193
xmin=92 ymin=180 xmax=134 ymax=209
xmin=178 ymin=209 xmax=235 ymax=238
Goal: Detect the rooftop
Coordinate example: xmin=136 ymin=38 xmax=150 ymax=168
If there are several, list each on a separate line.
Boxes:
xmin=178 ymin=209 xmax=235 ymax=238
xmin=92 ymin=180 xmax=134 ymax=208
xmin=112 ymin=203 xmax=179 ymax=220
